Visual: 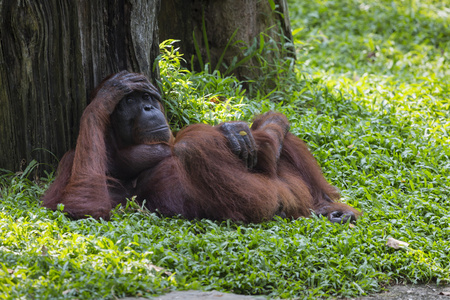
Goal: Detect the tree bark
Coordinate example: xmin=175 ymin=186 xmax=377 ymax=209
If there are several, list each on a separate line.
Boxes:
xmin=158 ymin=0 xmax=294 ymax=80
xmin=0 ymin=0 xmax=160 ymax=173
xmin=0 ymin=0 xmax=293 ymax=173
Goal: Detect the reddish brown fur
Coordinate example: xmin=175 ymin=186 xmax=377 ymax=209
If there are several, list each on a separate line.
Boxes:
xmin=42 ymin=71 xmax=361 ymax=222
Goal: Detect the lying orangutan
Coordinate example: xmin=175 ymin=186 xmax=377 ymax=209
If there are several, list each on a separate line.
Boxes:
xmin=42 ymin=71 xmax=361 ymax=223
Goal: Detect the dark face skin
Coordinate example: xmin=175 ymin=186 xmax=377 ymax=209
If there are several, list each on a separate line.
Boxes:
xmin=111 ymin=91 xmax=172 ymax=146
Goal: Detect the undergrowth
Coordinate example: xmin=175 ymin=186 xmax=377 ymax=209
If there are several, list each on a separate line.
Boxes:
xmin=1 ymin=0 xmax=449 ymax=299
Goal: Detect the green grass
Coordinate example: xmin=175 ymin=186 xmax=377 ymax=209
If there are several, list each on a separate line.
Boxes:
xmin=1 ymin=0 xmax=449 ymax=298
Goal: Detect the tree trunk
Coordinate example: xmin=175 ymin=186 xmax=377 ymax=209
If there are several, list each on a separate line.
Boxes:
xmin=158 ymin=0 xmax=294 ymax=81
xmin=0 ymin=0 xmax=292 ymax=173
xmin=0 ymin=0 xmax=160 ymax=174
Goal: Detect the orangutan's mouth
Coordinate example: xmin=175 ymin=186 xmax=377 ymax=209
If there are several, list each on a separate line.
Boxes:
xmin=147 ymin=125 xmax=170 ymax=133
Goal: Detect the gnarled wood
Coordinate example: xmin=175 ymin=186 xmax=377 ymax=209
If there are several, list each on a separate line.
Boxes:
xmin=0 ymin=0 xmax=160 ymax=173
xmin=0 ymin=0 xmax=294 ymax=174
